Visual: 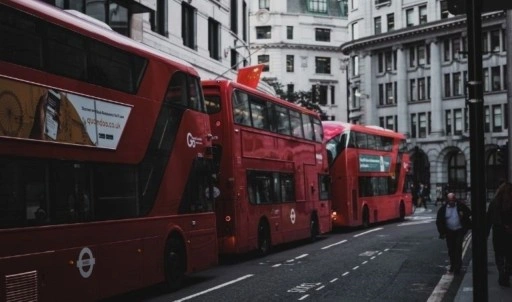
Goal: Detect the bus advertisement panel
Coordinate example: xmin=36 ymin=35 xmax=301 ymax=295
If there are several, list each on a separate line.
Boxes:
xmin=0 ymin=1 xmax=217 ymax=301
xmin=323 ymin=121 xmax=413 ymax=228
xmin=202 ymin=79 xmax=331 ymax=255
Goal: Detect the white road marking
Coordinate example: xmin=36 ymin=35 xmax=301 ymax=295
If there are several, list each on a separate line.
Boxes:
xmin=426 ymin=233 xmax=472 ymax=302
xmin=330 ymin=278 xmax=338 ymax=283
xmin=342 ymin=272 xmax=349 ymax=276
xmin=352 ymin=266 xmax=359 ymax=270
xmin=298 ymin=294 xmax=309 ymax=300
xmin=362 ymin=261 xmax=368 ymax=265
xmin=370 ymin=256 xmax=376 ymax=260
xmin=316 ymin=285 xmax=325 ymax=291
xmin=354 ymin=227 xmax=383 ymax=237
xmin=173 ymin=274 xmax=254 ymax=302
xmin=272 ymin=264 xmax=282 ymax=268
xmin=321 ymin=240 xmax=348 ymax=250
xmin=295 ymin=254 xmax=308 ymax=260
xmin=398 ymin=219 xmax=435 ymax=226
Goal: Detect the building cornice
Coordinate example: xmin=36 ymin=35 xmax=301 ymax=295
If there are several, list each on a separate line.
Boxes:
xmin=340 ymin=11 xmax=505 ymax=55
xmin=251 ymin=42 xmax=341 ymax=52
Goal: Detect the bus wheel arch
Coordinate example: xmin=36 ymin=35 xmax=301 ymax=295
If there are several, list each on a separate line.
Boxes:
xmin=399 ymin=200 xmax=406 ymax=221
xmin=163 ymin=233 xmax=187 ymax=292
xmin=310 ymin=211 xmax=319 ymax=242
xmin=362 ymin=205 xmax=370 ymax=228
xmin=257 ymin=218 xmax=271 ymax=256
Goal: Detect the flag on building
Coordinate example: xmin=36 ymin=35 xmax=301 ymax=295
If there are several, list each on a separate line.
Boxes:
xmin=236 ymin=64 xmax=265 ymax=89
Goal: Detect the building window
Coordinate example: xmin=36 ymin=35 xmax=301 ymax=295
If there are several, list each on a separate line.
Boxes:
xmin=410 ymin=114 xmax=417 ymax=138
xmin=418 ymin=112 xmax=427 ymax=138
xmin=378 ymin=53 xmax=384 ymax=73
xmin=231 ymin=49 xmax=238 ymax=70
xmin=315 ymin=57 xmax=331 ymax=74
xmin=374 ymin=16 xmax=382 ymax=34
xmin=351 ymin=22 xmax=359 ymax=40
xmin=418 ymin=78 xmax=426 ymax=100
xmin=418 ymin=45 xmax=427 ymax=65
xmin=331 ymin=86 xmax=335 ymax=105
xmin=153 ymin=0 xmax=168 ymax=36
xmin=491 ymin=29 xmax=501 ymax=53
xmin=441 ymin=0 xmax=450 ymax=19
xmin=410 ymin=79 xmax=417 ymax=102
xmin=259 ymin=0 xmax=270 ymax=10
xmin=445 ymin=110 xmax=452 ymax=135
xmin=258 ymin=55 xmax=270 ymax=71
xmin=387 ymin=13 xmax=394 ymax=31
xmin=505 ymin=103 xmax=509 ymax=129
xmin=454 ymin=109 xmax=463 ymax=135
xmin=385 ymin=82 xmax=394 ymax=104
xmin=243 ymin=2 xmax=247 ymax=42
xmin=483 ymin=68 xmax=490 ymax=92
xmin=491 ymin=66 xmax=501 ymax=91
xmin=286 ymin=55 xmax=294 ymax=72
xmin=378 ymin=84 xmax=384 ymax=105
xmin=230 ymin=0 xmax=238 ymax=34
xmin=315 ymin=28 xmax=331 ymax=42
xmin=452 ymin=37 xmax=461 ymax=60
xmin=208 ymin=18 xmax=220 ymax=60
xmin=352 ymin=55 xmax=359 ymax=76
xmin=182 ymin=3 xmax=196 ymax=50
xmin=485 ymin=106 xmax=490 ymax=132
xmin=464 ymin=108 xmax=469 ymax=132
xmin=385 ymin=51 xmax=392 ymax=71
xmin=448 ymin=151 xmax=467 ymax=187
xmin=482 ymin=31 xmax=490 ymax=53
xmin=313 ymin=84 xmax=328 ymax=105
xmin=406 ymin=8 xmax=414 ymax=27
xmin=453 ymin=72 xmax=462 ymax=96
xmin=443 ymin=39 xmax=450 ymax=61
xmin=409 ymin=46 xmax=416 ymax=67
xmin=256 ymin=26 xmax=271 ymax=39
xmin=287 ymin=84 xmax=294 ymax=97
xmin=352 ymin=87 xmax=360 ymax=109
xmin=504 ymin=65 xmax=508 ymax=90
xmin=419 ymin=5 xmax=427 ymax=24
xmin=287 ymin=26 xmax=294 ymax=39
xmin=427 ymin=76 xmax=431 ymax=99
xmin=308 ymin=0 xmax=328 ymax=13
xmin=493 ymin=105 xmax=503 ymax=132
xmin=444 ymin=73 xmax=451 ymax=97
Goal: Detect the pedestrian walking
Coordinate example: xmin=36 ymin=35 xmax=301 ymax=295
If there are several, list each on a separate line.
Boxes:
xmin=436 ymin=192 xmax=472 ymax=274
xmin=487 ymin=182 xmax=512 ymax=287
xmin=417 ymin=183 xmax=427 ymax=209
xmin=435 ymin=185 xmax=443 ymax=206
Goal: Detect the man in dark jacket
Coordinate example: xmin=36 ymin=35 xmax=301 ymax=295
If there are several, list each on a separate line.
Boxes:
xmin=436 ymin=192 xmax=472 ymax=274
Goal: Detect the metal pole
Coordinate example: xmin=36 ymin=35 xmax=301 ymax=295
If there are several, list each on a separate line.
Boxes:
xmin=466 ymin=0 xmax=488 ymax=300
xmin=507 ymin=10 xmax=512 ymax=181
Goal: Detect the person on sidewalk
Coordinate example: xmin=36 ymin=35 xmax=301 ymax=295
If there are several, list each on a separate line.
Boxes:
xmin=436 ymin=192 xmax=472 ymax=274
xmin=487 ymin=182 xmax=512 ymax=287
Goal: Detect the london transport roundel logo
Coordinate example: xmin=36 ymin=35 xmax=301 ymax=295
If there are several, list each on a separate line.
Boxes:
xmin=290 ymin=208 xmax=296 ymax=224
xmin=76 ymin=247 xmax=96 ymax=278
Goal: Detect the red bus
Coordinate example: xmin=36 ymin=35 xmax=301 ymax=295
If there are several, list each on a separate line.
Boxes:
xmin=323 ymin=121 xmax=413 ymax=228
xmin=0 ymin=1 xmax=217 ymax=301
xmin=202 ymin=80 xmax=331 ymax=255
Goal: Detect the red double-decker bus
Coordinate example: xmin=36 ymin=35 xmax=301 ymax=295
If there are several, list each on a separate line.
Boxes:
xmin=202 ymin=80 xmax=331 ymax=255
xmin=0 ymin=1 xmax=217 ymax=301
xmin=323 ymin=121 xmax=412 ymax=228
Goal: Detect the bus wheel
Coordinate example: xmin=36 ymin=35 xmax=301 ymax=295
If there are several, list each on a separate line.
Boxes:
xmin=399 ymin=202 xmax=406 ymax=221
xmin=163 ymin=237 xmax=186 ymax=292
xmin=310 ymin=215 xmax=319 ymax=242
xmin=258 ymin=221 xmax=271 ymax=256
xmin=362 ymin=207 xmax=370 ymax=228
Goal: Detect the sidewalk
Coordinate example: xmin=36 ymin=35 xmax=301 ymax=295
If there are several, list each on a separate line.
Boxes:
xmin=454 ymin=236 xmax=512 ymax=301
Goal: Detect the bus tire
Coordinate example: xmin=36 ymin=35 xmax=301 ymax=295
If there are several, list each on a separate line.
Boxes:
xmin=399 ymin=201 xmax=406 ymax=221
xmin=258 ymin=220 xmax=271 ymax=256
xmin=362 ymin=206 xmax=370 ymax=228
xmin=310 ymin=214 xmax=319 ymax=242
xmin=163 ymin=237 xmax=186 ymax=292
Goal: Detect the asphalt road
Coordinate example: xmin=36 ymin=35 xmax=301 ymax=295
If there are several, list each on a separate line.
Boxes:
xmin=104 ymin=208 xmax=470 ymax=302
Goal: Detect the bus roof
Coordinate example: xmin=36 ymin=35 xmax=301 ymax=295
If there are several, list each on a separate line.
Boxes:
xmin=7 ymin=0 xmax=198 ymax=76
xmin=202 ymin=79 xmax=322 ymax=118
xmin=322 ymin=121 xmax=406 ymax=141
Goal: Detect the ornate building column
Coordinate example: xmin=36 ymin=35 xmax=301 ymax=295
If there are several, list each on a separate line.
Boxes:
xmin=396 ymin=45 xmax=409 ymax=136
xmin=429 ymin=39 xmax=444 ymax=137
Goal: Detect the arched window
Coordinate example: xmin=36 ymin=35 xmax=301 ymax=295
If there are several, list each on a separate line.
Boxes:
xmin=448 ymin=151 xmax=466 ymax=188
